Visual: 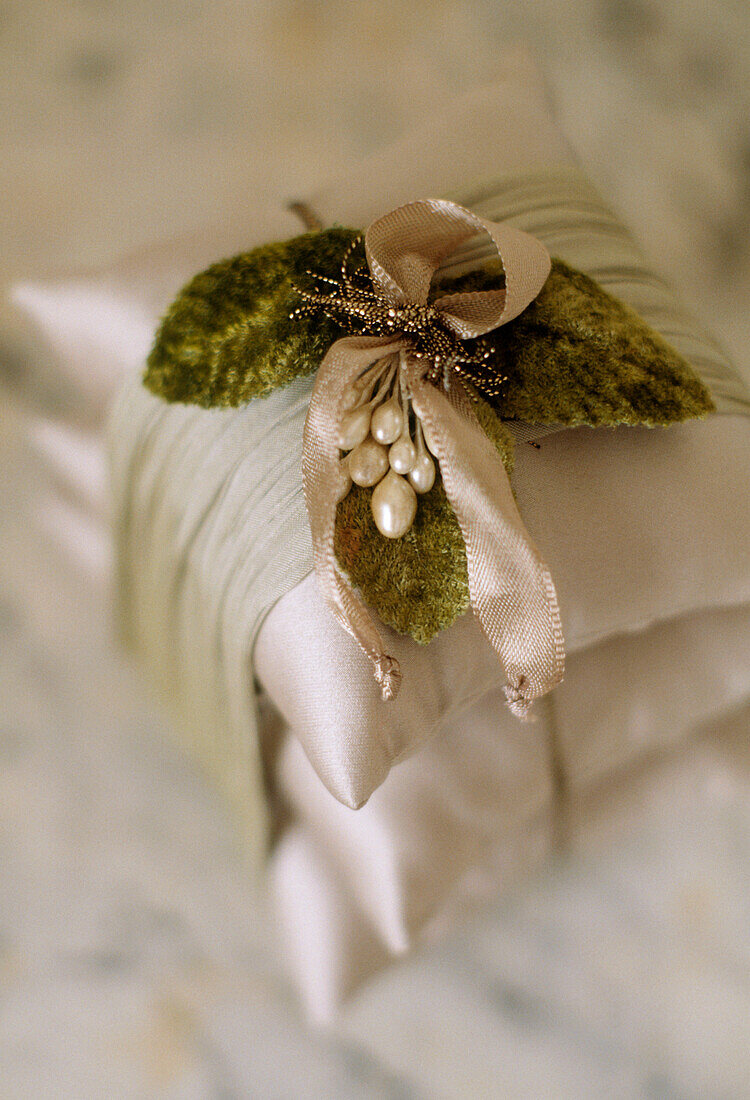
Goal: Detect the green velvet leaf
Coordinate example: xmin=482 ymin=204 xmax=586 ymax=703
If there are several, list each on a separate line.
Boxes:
xmin=144 ymin=228 xmax=360 ymax=407
xmin=495 ymin=259 xmax=715 ymax=426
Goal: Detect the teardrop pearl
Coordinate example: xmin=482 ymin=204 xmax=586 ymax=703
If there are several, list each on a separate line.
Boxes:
xmin=388 ymin=436 xmax=417 ymax=475
xmin=370 ymin=397 xmax=403 ymax=445
xmin=335 ymin=457 xmax=352 ymax=502
xmin=338 ymin=406 xmax=371 ymax=450
xmin=408 ymin=453 xmax=436 ymax=494
xmin=348 ymin=437 xmax=389 ymax=487
xmin=371 ymin=471 xmax=417 ymax=539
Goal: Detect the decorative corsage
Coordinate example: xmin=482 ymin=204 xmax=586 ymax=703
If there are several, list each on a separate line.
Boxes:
xmin=145 ymin=199 xmax=714 ymax=715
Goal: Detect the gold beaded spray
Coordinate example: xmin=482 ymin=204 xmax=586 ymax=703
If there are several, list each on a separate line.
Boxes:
xmin=289 ymin=223 xmax=509 ymax=539
xmin=291 ymin=235 xmax=506 ymax=395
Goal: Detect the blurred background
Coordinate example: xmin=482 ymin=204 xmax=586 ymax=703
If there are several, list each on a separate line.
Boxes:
xmin=1 ymin=2 xmax=749 ymax=1096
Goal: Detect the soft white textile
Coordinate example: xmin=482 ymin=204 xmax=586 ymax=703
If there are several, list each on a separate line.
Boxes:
xmin=269 ymin=601 xmax=750 ymax=1020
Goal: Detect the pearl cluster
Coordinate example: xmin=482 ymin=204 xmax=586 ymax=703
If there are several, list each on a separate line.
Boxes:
xmin=336 ymin=354 xmax=437 ymax=539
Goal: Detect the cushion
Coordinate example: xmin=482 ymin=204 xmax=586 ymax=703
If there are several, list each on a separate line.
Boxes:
xmin=10 ymin=53 xmax=750 ymax=1016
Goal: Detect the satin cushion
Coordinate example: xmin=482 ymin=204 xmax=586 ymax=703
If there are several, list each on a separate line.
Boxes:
xmin=10 ymin=53 xmax=750 ymax=1018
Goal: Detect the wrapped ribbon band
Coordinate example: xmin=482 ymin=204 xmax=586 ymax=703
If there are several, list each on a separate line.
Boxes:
xmin=301 ymin=199 xmax=565 ymax=713
xmin=407 ymin=370 xmax=565 ymax=716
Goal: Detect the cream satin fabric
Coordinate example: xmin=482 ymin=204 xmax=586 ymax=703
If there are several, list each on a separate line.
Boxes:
xmin=10 ymin=55 xmax=750 ymax=1016
xmin=270 ymin=600 xmax=750 ymax=1022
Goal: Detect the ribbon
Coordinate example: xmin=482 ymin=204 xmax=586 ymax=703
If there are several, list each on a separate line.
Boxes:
xmin=302 ymin=198 xmax=564 ymax=714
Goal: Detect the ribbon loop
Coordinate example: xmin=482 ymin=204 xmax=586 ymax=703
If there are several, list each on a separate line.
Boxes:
xmin=364 ymin=198 xmax=551 ymax=333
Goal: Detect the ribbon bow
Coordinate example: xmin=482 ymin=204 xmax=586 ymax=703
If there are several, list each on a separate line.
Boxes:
xmin=302 ymin=198 xmax=565 ymax=715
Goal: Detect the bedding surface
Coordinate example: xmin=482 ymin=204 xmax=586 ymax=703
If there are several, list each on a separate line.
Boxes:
xmin=3 ymin=2 xmax=750 ymax=1093
xmin=16 ymin=60 xmax=750 ymax=1020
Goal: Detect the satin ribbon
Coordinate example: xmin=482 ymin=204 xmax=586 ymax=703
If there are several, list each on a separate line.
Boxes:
xmin=302 ymin=198 xmax=564 ymax=715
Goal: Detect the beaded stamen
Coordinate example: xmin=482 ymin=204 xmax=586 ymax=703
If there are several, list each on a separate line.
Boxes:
xmin=290 ymin=235 xmax=509 ymax=399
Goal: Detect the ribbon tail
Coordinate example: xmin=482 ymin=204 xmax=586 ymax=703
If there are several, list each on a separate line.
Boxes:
xmin=302 ymin=334 xmax=406 ymax=700
xmin=409 ymin=372 xmax=565 ymax=717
